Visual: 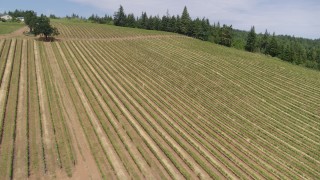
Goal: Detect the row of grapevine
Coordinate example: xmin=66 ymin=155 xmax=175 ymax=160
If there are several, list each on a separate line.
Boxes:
xmin=52 ymin=21 xmax=172 ymax=40
xmin=51 ymin=36 xmax=317 ymax=177
xmin=0 ymin=39 xmax=78 ymax=179
xmin=0 ymin=39 xmax=20 ymax=179
xmin=111 ymin=38 xmax=320 ymax=178
xmin=0 ymin=20 xmax=319 ymax=179
xmin=92 ymin=40 xmax=278 ymax=179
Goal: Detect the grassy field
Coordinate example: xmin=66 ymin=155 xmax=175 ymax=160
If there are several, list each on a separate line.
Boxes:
xmin=0 ymin=20 xmax=319 ymax=179
xmin=0 ymin=22 xmax=24 ymax=34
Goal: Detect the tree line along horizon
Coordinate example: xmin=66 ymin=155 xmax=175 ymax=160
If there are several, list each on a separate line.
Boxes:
xmin=4 ymin=7 xmax=320 ymax=70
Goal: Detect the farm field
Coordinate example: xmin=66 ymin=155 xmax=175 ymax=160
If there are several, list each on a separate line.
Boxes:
xmin=0 ymin=22 xmax=24 ymax=34
xmin=0 ymin=20 xmax=319 ymax=179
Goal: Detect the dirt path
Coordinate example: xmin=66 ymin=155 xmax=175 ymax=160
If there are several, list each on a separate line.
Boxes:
xmin=58 ymin=42 xmax=130 ymax=180
xmin=0 ymin=39 xmax=16 ymax=134
xmin=0 ymin=26 xmax=28 ymax=39
xmin=12 ymin=39 xmax=28 ymax=179
xmin=34 ymin=41 xmax=58 ymax=176
xmin=45 ymin=42 xmax=101 ymax=179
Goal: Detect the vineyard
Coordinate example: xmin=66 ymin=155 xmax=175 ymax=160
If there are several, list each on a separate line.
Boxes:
xmin=0 ymin=20 xmax=319 ymax=179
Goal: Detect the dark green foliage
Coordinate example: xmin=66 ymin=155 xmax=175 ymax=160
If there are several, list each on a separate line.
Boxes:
xmin=317 ymin=52 xmax=320 ymax=70
xmin=65 ymin=13 xmax=86 ymax=20
xmin=211 ymin=22 xmax=221 ymax=44
xmin=49 ymin=14 xmax=59 ymax=19
xmin=89 ymin=14 xmax=113 ymax=24
xmin=291 ymin=41 xmax=307 ymax=65
xmin=110 ymin=5 xmax=212 ymax=42
xmin=218 ymin=25 xmax=233 ymax=47
xmin=114 ymin=5 xmax=126 ymax=26
xmin=33 ymin=15 xmax=60 ymax=41
xmin=137 ymin=12 xmax=148 ymax=29
xmin=126 ymin=14 xmax=136 ymax=28
xmin=145 ymin=16 xmax=161 ymax=30
xmin=266 ymin=33 xmax=279 ymax=57
xmin=8 ymin=9 xmax=26 ymax=18
xmin=24 ymin=10 xmax=37 ymax=32
xmin=245 ymin=26 xmax=257 ymax=52
xmin=180 ymin=6 xmax=192 ymax=35
xmin=234 ymin=29 xmax=320 ymax=69
xmin=260 ymin=30 xmax=269 ymax=54
xmin=191 ymin=18 xmax=210 ymax=41
xmin=168 ymin=16 xmax=177 ymax=32
xmin=281 ymin=44 xmax=293 ymax=62
xmin=160 ymin=15 xmax=169 ymax=31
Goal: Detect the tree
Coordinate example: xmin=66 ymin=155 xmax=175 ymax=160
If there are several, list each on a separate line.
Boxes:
xmin=280 ymin=43 xmax=293 ymax=62
xmin=168 ymin=16 xmax=177 ymax=32
xmin=24 ymin=10 xmax=37 ymax=32
xmin=153 ymin=16 xmax=161 ymax=30
xmin=266 ymin=33 xmax=279 ymax=57
xmin=114 ymin=5 xmax=126 ymax=26
xmin=212 ymin=22 xmax=221 ymax=44
xmin=180 ymin=6 xmax=191 ymax=35
xmin=49 ymin=14 xmax=58 ymax=19
xmin=33 ymin=15 xmax=59 ymax=41
xmin=201 ymin=18 xmax=211 ymax=41
xmin=191 ymin=18 xmax=201 ymax=38
xmin=317 ymin=50 xmax=320 ymax=69
xmin=126 ymin=13 xmax=136 ymax=28
xmin=138 ymin=12 xmax=148 ymax=29
xmin=160 ymin=15 xmax=169 ymax=31
xmin=191 ymin=18 xmax=210 ymax=41
xmin=259 ymin=30 xmax=269 ymax=53
xmin=245 ymin=26 xmax=257 ymax=52
xmin=219 ymin=25 xmax=233 ymax=47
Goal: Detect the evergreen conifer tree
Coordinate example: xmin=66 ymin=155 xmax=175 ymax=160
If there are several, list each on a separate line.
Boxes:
xmin=245 ymin=26 xmax=257 ymax=52
xmin=266 ymin=33 xmax=279 ymax=57
xmin=160 ymin=15 xmax=169 ymax=31
xmin=180 ymin=6 xmax=191 ymax=35
xmin=260 ymin=30 xmax=269 ymax=54
xmin=218 ymin=25 xmax=233 ymax=47
xmin=126 ymin=13 xmax=136 ymax=28
xmin=168 ymin=16 xmax=177 ymax=32
xmin=114 ymin=5 xmax=126 ymax=26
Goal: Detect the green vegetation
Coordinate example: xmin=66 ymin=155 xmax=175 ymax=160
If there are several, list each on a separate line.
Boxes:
xmin=245 ymin=26 xmax=257 ymax=52
xmin=33 ymin=15 xmax=59 ymax=41
xmin=93 ymin=5 xmax=320 ymax=70
xmin=0 ymin=22 xmax=24 ymax=34
xmin=51 ymin=19 xmax=172 ymax=39
xmin=3 ymin=10 xmax=59 ymax=40
xmin=0 ymin=17 xmax=319 ymax=179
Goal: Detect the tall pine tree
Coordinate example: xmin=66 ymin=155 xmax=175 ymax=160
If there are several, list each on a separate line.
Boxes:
xmin=180 ymin=6 xmax=191 ymax=35
xmin=126 ymin=13 xmax=136 ymax=28
xmin=266 ymin=33 xmax=279 ymax=57
xmin=260 ymin=30 xmax=269 ymax=53
xmin=114 ymin=5 xmax=126 ymax=26
xmin=245 ymin=26 xmax=257 ymax=52
xmin=219 ymin=25 xmax=233 ymax=47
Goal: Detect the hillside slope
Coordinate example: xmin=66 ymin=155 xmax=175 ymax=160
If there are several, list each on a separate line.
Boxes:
xmin=0 ymin=20 xmax=319 ymax=179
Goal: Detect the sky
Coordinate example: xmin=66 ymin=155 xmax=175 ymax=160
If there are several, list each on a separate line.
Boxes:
xmin=1 ymin=0 xmax=319 ymax=39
